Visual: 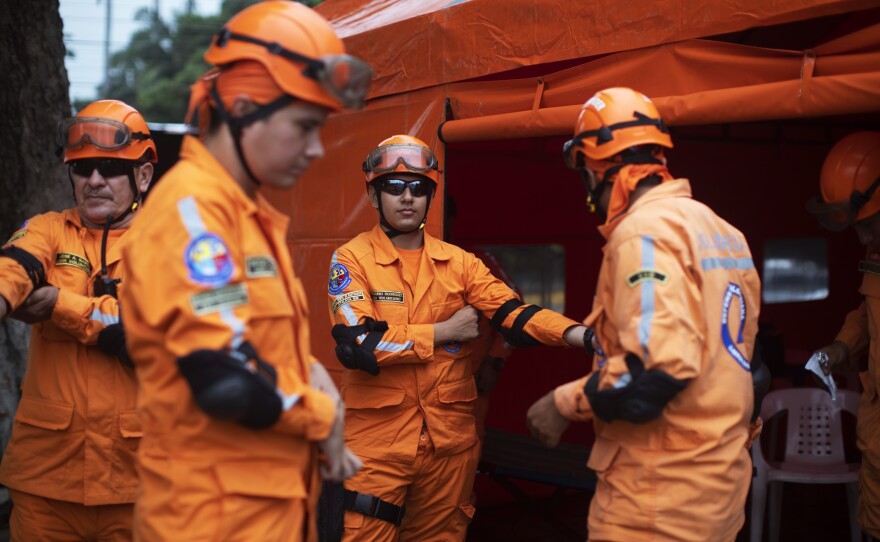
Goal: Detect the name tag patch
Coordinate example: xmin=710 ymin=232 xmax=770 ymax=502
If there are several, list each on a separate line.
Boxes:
xmin=370 ymin=290 xmax=404 ymax=303
xmin=55 ymin=252 xmax=93 ymax=276
xmin=191 ymin=282 xmax=249 ymax=316
xmin=332 ymin=290 xmax=366 ymax=313
xmin=626 ymin=269 xmax=668 ymax=287
xmin=246 ymin=256 xmax=278 ymax=278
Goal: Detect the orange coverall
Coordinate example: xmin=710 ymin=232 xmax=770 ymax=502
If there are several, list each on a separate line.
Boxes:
xmin=119 ymin=136 xmax=335 ymax=542
xmin=0 ymin=209 xmax=139 ymax=540
xmin=554 ymin=179 xmax=760 ymax=542
xmin=833 ymin=263 xmax=880 ymax=538
xmin=329 ymin=225 xmax=579 ymax=541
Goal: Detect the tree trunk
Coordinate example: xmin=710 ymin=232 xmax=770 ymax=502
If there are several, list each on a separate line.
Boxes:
xmin=0 ymin=1 xmax=70 ymax=534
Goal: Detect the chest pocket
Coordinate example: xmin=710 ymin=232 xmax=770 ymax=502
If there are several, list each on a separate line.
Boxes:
xmin=50 ymin=253 xmax=92 ymax=296
xmin=247 ymin=273 xmax=294 ymax=320
xmin=370 ymin=290 xmax=408 ymax=323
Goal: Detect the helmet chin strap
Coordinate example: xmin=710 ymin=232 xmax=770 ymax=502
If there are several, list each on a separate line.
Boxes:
xmin=210 ymin=83 xmax=295 ymax=189
xmin=68 ymin=165 xmax=143 ymax=227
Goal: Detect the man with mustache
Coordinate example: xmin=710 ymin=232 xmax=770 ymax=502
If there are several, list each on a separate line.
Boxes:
xmin=807 ymin=131 xmax=880 ymax=541
xmin=0 ymin=99 xmax=155 ymax=541
xmin=327 ymin=134 xmax=589 ymax=541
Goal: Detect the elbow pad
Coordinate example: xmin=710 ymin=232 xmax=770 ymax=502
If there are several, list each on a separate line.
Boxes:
xmin=750 ymin=344 xmax=771 ymax=423
xmin=0 ymin=246 xmax=47 ymax=290
xmin=489 ymin=299 xmax=543 ymax=347
xmin=584 ymin=353 xmax=687 ymax=424
xmin=96 ymin=323 xmax=134 ymax=368
xmin=331 ymin=318 xmax=388 ymax=376
xmin=177 ymin=341 xmax=281 ymax=429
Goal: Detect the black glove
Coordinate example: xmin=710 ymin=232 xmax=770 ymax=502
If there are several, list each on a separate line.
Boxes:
xmin=97 ymin=323 xmax=134 ymax=368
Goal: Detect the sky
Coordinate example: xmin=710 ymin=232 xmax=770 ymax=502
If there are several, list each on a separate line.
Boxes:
xmin=60 ymin=0 xmax=223 ymax=102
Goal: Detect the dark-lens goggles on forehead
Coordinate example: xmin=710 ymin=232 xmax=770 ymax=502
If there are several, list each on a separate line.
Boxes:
xmin=378 ymin=178 xmax=434 ymax=198
xmin=214 ymin=29 xmax=373 ymax=110
xmin=58 ymin=117 xmax=151 ymax=151
xmin=69 ymin=158 xmax=137 ymax=179
xmin=363 ymin=144 xmax=439 ymax=175
xmin=806 ymin=175 xmax=880 ymax=232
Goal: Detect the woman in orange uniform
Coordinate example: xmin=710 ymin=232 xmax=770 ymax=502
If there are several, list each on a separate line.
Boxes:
xmin=328 ymin=135 xmax=587 ymax=541
xmin=118 ymin=3 xmax=372 ymax=541
xmin=0 ymin=99 xmax=155 ymax=541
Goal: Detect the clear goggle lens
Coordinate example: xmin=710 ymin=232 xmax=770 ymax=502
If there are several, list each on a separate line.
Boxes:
xmin=316 ymin=55 xmax=373 ymax=110
xmin=363 ymin=144 xmax=439 ymax=174
xmin=57 ymin=117 xmax=150 ymax=151
xmin=805 ymin=196 xmax=857 ymax=232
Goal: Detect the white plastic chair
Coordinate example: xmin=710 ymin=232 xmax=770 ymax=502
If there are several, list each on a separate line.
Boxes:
xmin=750 ymin=388 xmax=861 ymax=542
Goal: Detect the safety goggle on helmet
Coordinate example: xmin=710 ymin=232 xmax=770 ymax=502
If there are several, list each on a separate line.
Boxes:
xmin=57 ymin=100 xmax=158 ymax=163
xmin=363 ymin=136 xmax=441 ymax=184
xmin=806 ymin=176 xmax=880 ymax=232
xmin=205 ymin=1 xmax=372 ymax=111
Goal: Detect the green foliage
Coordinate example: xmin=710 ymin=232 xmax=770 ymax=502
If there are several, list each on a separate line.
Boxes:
xmin=100 ymin=0 xmax=323 ymax=123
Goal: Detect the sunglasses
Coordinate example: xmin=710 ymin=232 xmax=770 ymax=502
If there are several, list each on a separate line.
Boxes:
xmin=69 ymin=159 xmax=137 ymax=179
xmin=378 ymin=178 xmax=434 ymax=198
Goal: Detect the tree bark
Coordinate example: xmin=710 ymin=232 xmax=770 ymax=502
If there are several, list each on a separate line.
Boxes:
xmin=0 ymin=1 xmax=70 ymax=530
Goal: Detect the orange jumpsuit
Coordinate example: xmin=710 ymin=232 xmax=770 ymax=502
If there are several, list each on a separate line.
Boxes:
xmin=119 ymin=136 xmax=336 ymax=542
xmin=833 ymin=262 xmax=880 ymax=538
xmin=0 ymin=209 xmax=139 ymax=541
xmin=554 ymin=179 xmax=761 ymax=542
xmin=329 ymin=225 xmax=579 ymax=541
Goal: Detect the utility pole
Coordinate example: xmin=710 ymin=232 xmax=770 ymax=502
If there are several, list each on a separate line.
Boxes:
xmin=101 ymin=0 xmax=112 ymax=96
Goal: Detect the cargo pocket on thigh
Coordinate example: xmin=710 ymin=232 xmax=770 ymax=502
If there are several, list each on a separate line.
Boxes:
xmin=214 ymin=461 xmax=307 ymax=535
xmin=586 ymin=438 xmax=622 ymax=513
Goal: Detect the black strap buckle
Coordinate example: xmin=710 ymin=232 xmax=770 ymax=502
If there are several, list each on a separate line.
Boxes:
xmin=343 ymin=489 xmax=405 ymax=526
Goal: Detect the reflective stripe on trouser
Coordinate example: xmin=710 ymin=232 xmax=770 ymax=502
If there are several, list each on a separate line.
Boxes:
xmin=9 ymin=489 xmax=133 ymax=542
xmin=343 ymin=437 xmax=480 ymax=542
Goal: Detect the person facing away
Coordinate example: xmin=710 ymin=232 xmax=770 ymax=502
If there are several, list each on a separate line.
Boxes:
xmin=327 ymin=134 xmax=589 ymax=541
xmin=806 ymin=130 xmax=880 ymax=541
xmin=0 ymin=99 xmax=156 ymax=541
xmin=526 ymin=87 xmax=763 ymax=542
xmin=117 ymin=2 xmax=372 ymax=541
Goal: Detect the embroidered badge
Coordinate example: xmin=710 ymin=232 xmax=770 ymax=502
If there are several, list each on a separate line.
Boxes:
xmin=370 ymin=290 xmax=405 ymax=303
xmin=55 ymin=252 xmax=93 ymax=276
xmin=721 ymin=282 xmax=750 ymax=371
xmin=328 ymin=263 xmax=351 ymax=295
xmin=332 ymin=290 xmax=366 ymax=313
xmin=859 ymin=260 xmax=880 ymax=276
xmin=442 ymin=342 xmax=462 ymax=353
xmin=246 ymin=255 xmax=278 ymax=278
xmin=185 ymin=233 xmax=234 ymax=286
xmin=626 ymin=269 xmax=668 ymax=287
xmin=6 ymin=230 xmax=26 ymax=243
xmin=191 ymin=283 xmax=249 ymax=316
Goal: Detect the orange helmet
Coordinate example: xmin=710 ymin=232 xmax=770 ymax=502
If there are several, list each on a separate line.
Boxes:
xmin=58 ymin=100 xmax=157 ymax=163
xmin=807 ymin=131 xmax=880 ymax=231
xmin=564 ymin=87 xmax=672 ymax=166
xmin=205 ymin=1 xmax=372 ymax=111
xmin=362 ymin=135 xmax=441 ymax=185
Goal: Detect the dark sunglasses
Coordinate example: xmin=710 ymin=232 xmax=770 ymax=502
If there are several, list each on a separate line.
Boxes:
xmin=378 ymin=178 xmax=433 ymax=197
xmin=69 ymin=158 xmax=138 ymax=179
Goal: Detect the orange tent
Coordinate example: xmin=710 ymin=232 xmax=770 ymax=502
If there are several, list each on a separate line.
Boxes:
xmin=289 ymin=0 xmax=880 ymax=390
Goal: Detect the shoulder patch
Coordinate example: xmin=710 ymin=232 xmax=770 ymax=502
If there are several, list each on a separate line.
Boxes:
xmin=55 ymin=252 xmax=93 ymax=276
xmin=859 ymin=260 xmax=880 ymax=276
xmin=6 ymin=230 xmax=26 ymax=244
xmin=191 ymin=282 xmax=249 ymax=316
xmin=328 ymin=263 xmax=352 ymax=295
xmin=332 ymin=290 xmax=366 ymax=313
xmin=370 ymin=290 xmax=405 ymax=303
xmin=185 ymin=232 xmax=234 ymax=286
xmin=246 ymin=255 xmax=278 ymax=278
xmin=626 ymin=269 xmax=668 ymax=287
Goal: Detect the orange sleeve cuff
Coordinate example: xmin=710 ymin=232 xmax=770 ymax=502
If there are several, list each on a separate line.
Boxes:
xmin=0 ymin=259 xmax=34 ymax=310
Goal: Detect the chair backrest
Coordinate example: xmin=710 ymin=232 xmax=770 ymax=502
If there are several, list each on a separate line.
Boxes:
xmin=759 ymin=388 xmax=860 ymax=467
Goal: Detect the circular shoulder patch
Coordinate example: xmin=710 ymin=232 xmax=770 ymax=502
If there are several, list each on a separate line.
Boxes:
xmin=328 ymin=263 xmax=352 ymax=295
xmin=442 ymin=342 xmax=462 ymax=354
xmin=185 ymin=233 xmax=234 ymax=286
